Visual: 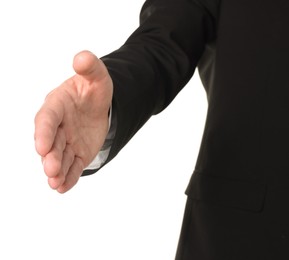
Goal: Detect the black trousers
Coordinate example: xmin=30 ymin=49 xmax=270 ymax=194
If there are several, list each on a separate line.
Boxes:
xmin=175 ymin=186 xmax=289 ymax=260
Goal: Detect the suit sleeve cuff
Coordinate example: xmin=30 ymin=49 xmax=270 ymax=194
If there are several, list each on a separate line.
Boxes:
xmin=83 ymin=104 xmax=116 ymax=171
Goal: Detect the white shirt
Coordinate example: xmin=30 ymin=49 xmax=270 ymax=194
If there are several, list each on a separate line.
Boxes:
xmin=84 ymin=106 xmax=115 ymax=170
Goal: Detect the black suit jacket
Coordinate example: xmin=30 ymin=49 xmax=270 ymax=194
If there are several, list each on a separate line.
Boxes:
xmin=84 ymin=0 xmax=289 ymax=258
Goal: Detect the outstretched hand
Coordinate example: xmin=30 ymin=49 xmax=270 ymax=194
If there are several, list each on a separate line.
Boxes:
xmin=34 ymin=51 xmax=113 ymax=193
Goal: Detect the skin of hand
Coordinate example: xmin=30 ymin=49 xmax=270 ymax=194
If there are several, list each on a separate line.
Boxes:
xmin=34 ymin=50 xmax=113 ymax=193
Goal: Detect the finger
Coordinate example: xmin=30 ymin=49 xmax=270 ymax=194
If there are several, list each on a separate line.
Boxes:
xmin=34 ymin=99 xmax=64 ymax=156
xmin=48 ymin=175 xmax=65 ymax=190
xmin=57 ymin=157 xmax=84 ymax=194
xmin=60 ymin=144 xmax=75 ymax=178
xmin=73 ymin=50 xmax=108 ymax=82
xmin=47 ymin=144 xmax=75 ymax=190
xmin=43 ymin=128 xmax=66 ymax=178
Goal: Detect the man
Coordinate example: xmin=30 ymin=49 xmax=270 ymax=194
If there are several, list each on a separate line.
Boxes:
xmin=34 ymin=0 xmax=289 ymax=259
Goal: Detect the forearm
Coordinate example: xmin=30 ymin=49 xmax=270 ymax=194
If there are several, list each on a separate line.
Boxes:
xmin=81 ymin=0 xmax=218 ymax=175
xmin=103 ymin=0 xmax=217 ymax=163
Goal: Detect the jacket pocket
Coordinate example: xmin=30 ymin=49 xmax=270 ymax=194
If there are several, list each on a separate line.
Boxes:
xmin=185 ymin=171 xmax=266 ymax=212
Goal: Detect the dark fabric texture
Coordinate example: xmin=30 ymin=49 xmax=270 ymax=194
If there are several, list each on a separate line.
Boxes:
xmin=102 ymin=0 xmax=217 ymax=166
xmin=83 ymin=0 xmax=289 ymax=258
xmin=175 ymin=186 xmax=289 ymax=260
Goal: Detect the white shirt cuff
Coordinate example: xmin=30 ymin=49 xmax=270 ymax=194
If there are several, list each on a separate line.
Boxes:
xmin=84 ymin=105 xmax=116 ymax=170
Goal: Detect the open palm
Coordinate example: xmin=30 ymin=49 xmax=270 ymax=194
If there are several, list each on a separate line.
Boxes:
xmin=34 ymin=51 xmax=113 ymax=193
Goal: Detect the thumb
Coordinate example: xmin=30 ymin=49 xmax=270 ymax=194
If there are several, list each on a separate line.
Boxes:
xmin=73 ymin=50 xmax=107 ymax=82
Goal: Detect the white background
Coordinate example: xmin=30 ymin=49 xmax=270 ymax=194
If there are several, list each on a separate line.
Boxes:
xmin=0 ymin=1 xmax=207 ymax=259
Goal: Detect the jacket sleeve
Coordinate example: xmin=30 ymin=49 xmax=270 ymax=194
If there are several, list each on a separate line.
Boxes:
xmin=82 ymin=0 xmax=218 ymax=176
